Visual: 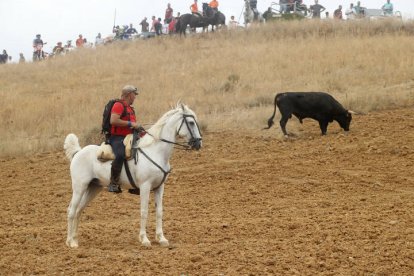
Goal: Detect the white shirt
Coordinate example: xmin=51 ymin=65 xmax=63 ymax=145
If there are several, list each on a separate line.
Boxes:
xmin=345 ymin=7 xmax=355 ymax=20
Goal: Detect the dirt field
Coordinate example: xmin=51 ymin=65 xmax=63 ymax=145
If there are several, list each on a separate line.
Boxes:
xmin=1 ymin=108 xmax=413 ymax=275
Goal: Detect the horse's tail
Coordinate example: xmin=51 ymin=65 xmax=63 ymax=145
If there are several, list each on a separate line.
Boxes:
xmin=64 ymin=133 xmax=81 ymax=162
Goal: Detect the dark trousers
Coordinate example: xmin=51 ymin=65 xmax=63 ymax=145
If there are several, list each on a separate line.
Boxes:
xmin=109 ymin=135 xmax=126 ymax=169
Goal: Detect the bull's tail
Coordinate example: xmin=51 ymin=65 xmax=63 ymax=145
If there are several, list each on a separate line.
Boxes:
xmin=263 ymin=94 xmax=278 ymax=130
xmin=64 ymin=134 xmax=81 ymax=162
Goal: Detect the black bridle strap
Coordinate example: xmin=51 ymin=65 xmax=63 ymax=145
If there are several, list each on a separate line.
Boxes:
xmin=177 ymin=114 xmax=202 ymax=140
xmin=124 ymin=160 xmax=139 ymax=190
xmin=138 ymin=148 xmax=171 ymax=189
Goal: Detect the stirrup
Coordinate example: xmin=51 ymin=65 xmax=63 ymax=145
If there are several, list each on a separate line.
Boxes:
xmin=108 ymin=183 xmax=122 ymax=193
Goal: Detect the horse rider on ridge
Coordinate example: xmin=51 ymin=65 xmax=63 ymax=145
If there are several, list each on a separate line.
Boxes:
xmin=209 ymin=0 xmax=219 ymax=12
xmin=190 ymin=0 xmax=202 ymax=17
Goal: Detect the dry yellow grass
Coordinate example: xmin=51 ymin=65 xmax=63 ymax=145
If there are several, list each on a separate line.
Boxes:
xmin=0 ymin=19 xmax=413 ymax=156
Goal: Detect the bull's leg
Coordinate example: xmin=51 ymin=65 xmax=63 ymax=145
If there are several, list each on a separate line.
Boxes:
xmin=280 ymin=115 xmax=290 ymax=137
xmin=318 ymin=120 xmax=328 ymax=135
xmin=139 ymin=183 xmax=152 ymax=247
xmin=154 ymin=184 xmax=169 ymax=247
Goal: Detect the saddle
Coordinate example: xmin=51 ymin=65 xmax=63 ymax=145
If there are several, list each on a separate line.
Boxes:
xmin=97 ymin=134 xmax=135 ymax=161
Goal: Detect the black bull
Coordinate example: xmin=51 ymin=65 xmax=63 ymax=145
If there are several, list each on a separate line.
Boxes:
xmin=265 ymin=92 xmax=354 ymax=136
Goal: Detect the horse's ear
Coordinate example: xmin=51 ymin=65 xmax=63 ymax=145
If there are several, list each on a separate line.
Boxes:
xmin=180 ymin=103 xmax=186 ymax=111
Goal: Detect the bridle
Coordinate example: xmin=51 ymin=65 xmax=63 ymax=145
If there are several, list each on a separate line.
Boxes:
xmin=131 ymin=113 xmax=202 ymax=190
xmin=175 ymin=114 xmax=202 ymax=149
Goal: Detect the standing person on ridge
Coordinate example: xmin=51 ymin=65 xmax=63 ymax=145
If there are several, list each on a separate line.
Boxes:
xmin=334 ymin=5 xmax=343 ymax=20
xmin=32 ymin=34 xmax=45 ymax=61
xmin=140 ymin=17 xmax=149 ymax=33
xmin=345 ymin=3 xmax=356 ymax=20
xmin=76 ymin=34 xmax=84 ymax=47
xmin=382 ymin=0 xmax=393 ymax=16
xmin=165 ymin=3 xmax=174 ymax=23
xmin=249 ymin=0 xmax=259 ymax=20
xmin=108 ymin=85 xmax=143 ymax=193
xmin=19 ymin=53 xmax=25 ymax=63
xmin=309 ymin=0 xmax=326 ymax=19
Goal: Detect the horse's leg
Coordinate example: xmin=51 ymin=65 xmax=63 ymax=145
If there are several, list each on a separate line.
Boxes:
xmin=154 ymin=184 xmax=169 ymax=247
xmin=71 ymin=179 xmax=102 ymax=245
xmin=139 ymin=183 xmax=152 ymax=247
xmin=66 ymin=180 xmax=88 ymax=248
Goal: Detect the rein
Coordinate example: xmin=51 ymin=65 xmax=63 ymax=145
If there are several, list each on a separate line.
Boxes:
xmin=138 ymin=148 xmax=171 ymax=189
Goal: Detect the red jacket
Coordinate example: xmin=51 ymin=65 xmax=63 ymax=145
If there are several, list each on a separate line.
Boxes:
xmin=110 ymin=100 xmax=136 ymax=136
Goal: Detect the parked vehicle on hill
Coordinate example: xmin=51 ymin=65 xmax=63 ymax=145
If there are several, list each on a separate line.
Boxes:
xmin=265 ymin=1 xmax=309 ymax=21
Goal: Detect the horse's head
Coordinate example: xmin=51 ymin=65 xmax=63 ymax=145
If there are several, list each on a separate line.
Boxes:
xmin=202 ymin=3 xmax=209 ymax=11
xmin=176 ymin=104 xmax=202 ymax=150
xmin=202 ymin=3 xmax=215 ymax=17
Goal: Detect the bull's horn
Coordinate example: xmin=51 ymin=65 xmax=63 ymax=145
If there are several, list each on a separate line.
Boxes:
xmin=348 ymin=110 xmax=356 ymax=114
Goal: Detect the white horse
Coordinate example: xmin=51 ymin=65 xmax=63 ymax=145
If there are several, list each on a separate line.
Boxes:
xmin=64 ymin=104 xmax=202 ymax=248
xmin=244 ymin=0 xmax=265 ymax=27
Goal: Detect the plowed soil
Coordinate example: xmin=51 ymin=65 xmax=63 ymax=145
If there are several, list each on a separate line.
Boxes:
xmin=1 ymin=108 xmax=413 ymax=275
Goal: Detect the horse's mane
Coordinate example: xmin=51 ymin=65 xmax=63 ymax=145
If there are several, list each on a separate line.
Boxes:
xmin=138 ymin=103 xmax=195 ymax=148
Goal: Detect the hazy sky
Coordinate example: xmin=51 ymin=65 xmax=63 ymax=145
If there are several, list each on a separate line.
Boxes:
xmin=0 ymin=0 xmax=412 ymax=62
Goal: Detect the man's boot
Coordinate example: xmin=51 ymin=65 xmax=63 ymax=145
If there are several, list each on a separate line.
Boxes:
xmin=108 ymin=163 xmax=122 ymax=193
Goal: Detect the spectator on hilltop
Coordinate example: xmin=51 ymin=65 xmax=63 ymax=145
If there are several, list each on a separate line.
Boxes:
xmin=0 ymin=50 xmax=8 ymax=64
xmin=279 ymin=0 xmax=289 ymax=14
xmin=151 ymin=16 xmax=162 ymax=35
xmin=354 ymin=1 xmax=364 ymax=18
xmin=309 ymin=0 xmax=326 ymax=19
xmin=382 ymin=0 xmax=393 ymax=16
xmin=228 ymin=15 xmax=239 ymax=29
xmin=140 ymin=17 xmax=149 ymax=33
xmin=250 ymin=0 xmax=259 ymax=20
xmin=334 ymin=5 xmax=343 ymax=20
xmin=19 ymin=53 xmax=25 ymax=63
xmin=76 ymin=34 xmax=84 ymax=47
xmin=95 ymin=33 xmax=104 ymax=46
xmin=53 ymin=42 xmax=65 ymax=55
xmin=126 ymin=23 xmax=138 ymax=38
xmin=168 ymin=16 xmax=177 ymax=34
xmin=65 ymin=40 xmax=74 ymax=51
xmin=32 ymin=34 xmax=45 ymax=61
xmin=345 ymin=3 xmax=356 ymax=20
xmin=165 ymin=3 xmax=174 ymax=24
xmin=263 ymin=7 xmax=273 ymax=21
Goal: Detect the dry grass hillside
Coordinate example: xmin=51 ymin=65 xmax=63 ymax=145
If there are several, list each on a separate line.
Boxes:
xmin=0 ymin=19 xmax=413 ymax=156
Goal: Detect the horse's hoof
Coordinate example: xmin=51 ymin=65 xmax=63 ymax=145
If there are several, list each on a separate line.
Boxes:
xmin=66 ymin=239 xmax=79 ymax=248
xmin=159 ymin=240 xmax=169 ymax=247
xmin=141 ymin=240 xmax=151 ymax=247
